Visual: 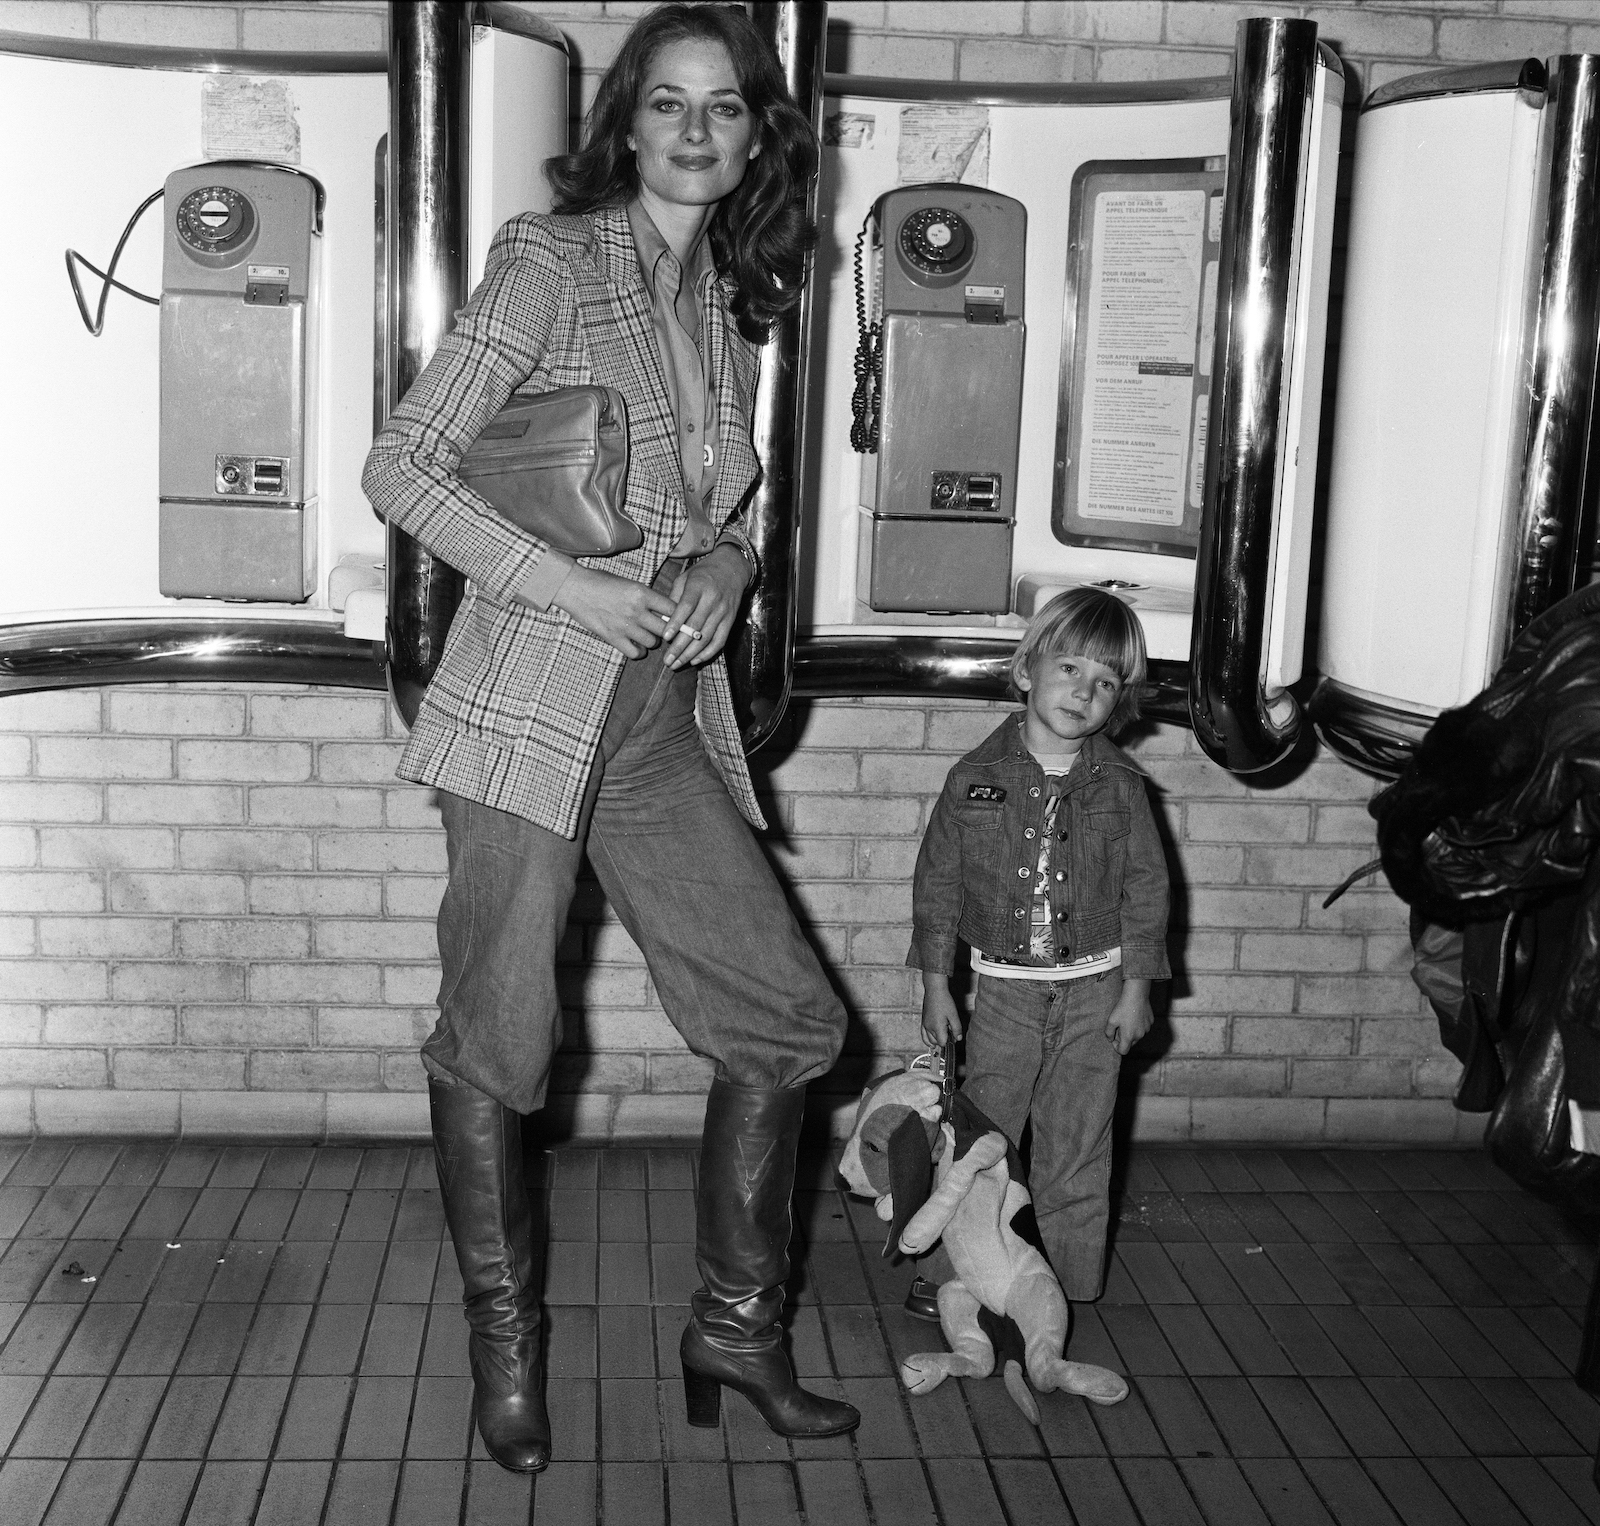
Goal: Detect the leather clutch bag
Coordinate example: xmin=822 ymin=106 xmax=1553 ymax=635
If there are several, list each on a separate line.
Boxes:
xmin=458 ymin=384 xmax=639 ymax=556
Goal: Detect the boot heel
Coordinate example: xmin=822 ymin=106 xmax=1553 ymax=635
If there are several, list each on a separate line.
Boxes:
xmin=683 ymin=1367 xmax=722 ymax=1427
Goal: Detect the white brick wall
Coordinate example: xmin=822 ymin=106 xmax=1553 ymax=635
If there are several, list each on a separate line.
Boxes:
xmin=0 ymin=681 xmax=1465 ymax=1144
xmin=3 ymin=0 xmax=1575 ymax=1140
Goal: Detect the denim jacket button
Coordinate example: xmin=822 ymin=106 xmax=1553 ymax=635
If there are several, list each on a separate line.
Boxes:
xmin=1029 ymin=786 xmax=1040 ymax=797
xmin=1017 ymin=867 xmax=1029 ymax=877
xmin=1054 ymin=871 xmax=1065 ymax=882
xmin=1014 ymin=908 xmax=1025 ymax=918
xmin=1024 ymin=828 xmax=1035 ymax=839
xmin=1056 ymin=910 xmax=1067 ymax=921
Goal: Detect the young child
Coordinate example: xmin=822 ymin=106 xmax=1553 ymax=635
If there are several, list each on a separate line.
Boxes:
xmin=908 ymin=586 xmax=1170 ymax=1305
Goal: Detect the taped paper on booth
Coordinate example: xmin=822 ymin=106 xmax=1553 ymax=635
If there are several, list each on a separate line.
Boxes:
xmin=824 ymin=111 xmax=877 ymax=149
xmin=896 ymin=104 xmax=989 ymax=186
xmin=203 ymin=77 xmax=301 ymax=164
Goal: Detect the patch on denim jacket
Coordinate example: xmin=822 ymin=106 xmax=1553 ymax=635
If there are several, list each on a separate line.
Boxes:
xmin=966 ymin=784 xmax=1006 ymax=802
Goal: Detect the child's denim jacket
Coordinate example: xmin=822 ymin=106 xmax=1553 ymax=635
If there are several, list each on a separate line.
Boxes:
xmin=907 ymin=715 xmax=1171 ymax=981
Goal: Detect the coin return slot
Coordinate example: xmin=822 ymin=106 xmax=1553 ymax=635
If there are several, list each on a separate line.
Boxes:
xmin=967 ymin=475 xmax=999 ymax=511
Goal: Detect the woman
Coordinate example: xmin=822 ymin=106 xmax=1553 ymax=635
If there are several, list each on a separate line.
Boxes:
xmin=362 ymin=3 xmax=855 ymax=1474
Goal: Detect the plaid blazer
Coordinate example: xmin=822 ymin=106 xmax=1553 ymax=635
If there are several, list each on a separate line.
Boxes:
xmin=362 ymin=207 xmax=765 ymax=839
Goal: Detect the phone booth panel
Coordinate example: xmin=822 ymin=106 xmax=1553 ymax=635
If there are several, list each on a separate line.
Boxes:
xmin=803 ymin=84 xmax=1235 ymax=660
xmin=1319 ymin=80 xmax=1543 ymax=715
xmin=792 ymin=20 xmax=1343 ymax=773
xmin=1312 ymin=56 xmax=1600 ymax=775
xmin=0 ymin=8 xmax=566 ymax=696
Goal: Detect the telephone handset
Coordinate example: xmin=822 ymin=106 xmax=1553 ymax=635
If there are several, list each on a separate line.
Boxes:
xmin=849 ymin=208 xmax=884 ymax=453
xmin=850 ymin=199 xmax=993 ymax=453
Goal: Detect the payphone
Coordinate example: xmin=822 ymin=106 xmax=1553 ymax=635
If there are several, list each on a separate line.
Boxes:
xmin=157 ymin=162 xmax=323 ymax=602
xmin=852 ymin=185 xmax=1027 ymax=614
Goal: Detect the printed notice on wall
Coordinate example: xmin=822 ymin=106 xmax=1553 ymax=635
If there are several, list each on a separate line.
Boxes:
xmin=1053 ymin=160 xmax=1225 ymax=555
xmin=1077 ymin=189 xmax=1204 ymax=527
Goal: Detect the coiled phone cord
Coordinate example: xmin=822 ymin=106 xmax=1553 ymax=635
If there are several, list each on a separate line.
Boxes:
xmin=849 ymin=209 xmax=883 ymax=455
xmin=65 ymin=187 xmax=164 ymax=337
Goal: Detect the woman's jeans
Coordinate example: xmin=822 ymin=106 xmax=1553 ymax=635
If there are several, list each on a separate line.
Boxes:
xmin=961 ymin=968 xmax=1125 ymax=1301
xmin=423 ymin=597 xmax=846 ymax=1115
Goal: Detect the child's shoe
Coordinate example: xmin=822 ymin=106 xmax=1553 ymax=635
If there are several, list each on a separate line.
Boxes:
xmin=903 ymin=1276 xmax=941 ymax=1323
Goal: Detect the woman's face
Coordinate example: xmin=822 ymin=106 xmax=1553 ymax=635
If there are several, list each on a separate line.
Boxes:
xmin=627 ymin=37 xmax=760 ymax=210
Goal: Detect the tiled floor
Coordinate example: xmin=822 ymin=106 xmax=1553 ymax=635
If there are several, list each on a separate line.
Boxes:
xmin=0 ymin=1138 xmax=1597 ymax=1525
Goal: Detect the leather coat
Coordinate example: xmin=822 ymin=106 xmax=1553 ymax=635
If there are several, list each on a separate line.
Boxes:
xmin=1371 ymin=582 xmax=1600 ymax=1206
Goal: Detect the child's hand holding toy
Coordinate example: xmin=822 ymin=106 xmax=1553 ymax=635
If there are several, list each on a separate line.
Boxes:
xmin=919 ymin=974 xmax=964 ymax=1047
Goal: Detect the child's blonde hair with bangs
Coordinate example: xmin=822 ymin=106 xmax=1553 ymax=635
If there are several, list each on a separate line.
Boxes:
xmin=1009 ymin=586 xmax=1148 ymax=736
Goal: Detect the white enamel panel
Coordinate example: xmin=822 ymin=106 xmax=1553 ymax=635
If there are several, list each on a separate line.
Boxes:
xmin=467 ymin=23 xmax=567 ymax=284
xmin=0 ymin=52 xmax=388 ymax=626
xmin=1318 ymin=88 xmax=1542 ymax=714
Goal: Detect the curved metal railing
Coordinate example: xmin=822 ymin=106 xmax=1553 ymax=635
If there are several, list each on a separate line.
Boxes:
xmin=1508 ymin=53 xmax=1600 ymax=640
xmin=728 ymin=1 xmax=828 ymax=750
xmin=383 ymin=0 xmax=471 ymax=727
xmin=1187 ymin=16 xmax=1320 ymax=773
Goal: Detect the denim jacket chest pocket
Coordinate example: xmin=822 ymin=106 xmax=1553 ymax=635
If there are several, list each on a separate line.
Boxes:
xmin=1082 ymin=806 xmax=1132 ymax=842
xmin=953 ymin=796 xmax=1009 ymax=898
xmin=953 ymin=798 xmax=1005 ymax=832
xmin=1067 ymin=778 xmax=1132 ymax=920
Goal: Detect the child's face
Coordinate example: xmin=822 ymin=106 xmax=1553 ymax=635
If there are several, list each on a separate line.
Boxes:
xmin=1018 ymin=650 xmax=1122 ymax=753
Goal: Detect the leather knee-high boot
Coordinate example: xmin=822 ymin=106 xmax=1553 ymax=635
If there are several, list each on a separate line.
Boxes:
xmin=679 ymin=1080 xmax=860 ymax=1437
xmin=429 ymin=1075 xmax=550 ymax=1472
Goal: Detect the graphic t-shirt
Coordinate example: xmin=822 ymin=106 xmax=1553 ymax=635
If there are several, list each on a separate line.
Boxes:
xmin=1028 ymin=761 xmax=1073 ymax=960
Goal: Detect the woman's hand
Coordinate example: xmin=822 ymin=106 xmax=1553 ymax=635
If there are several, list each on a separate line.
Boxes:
xmin=551 ymin=565 xmax=678 ymax=659
xmin=661 ymin=544 xmax=751 ymax=670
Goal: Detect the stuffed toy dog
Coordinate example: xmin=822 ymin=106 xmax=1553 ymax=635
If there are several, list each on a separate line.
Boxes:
xmin=838 ymin=1052 xmax=1128 ymax=1421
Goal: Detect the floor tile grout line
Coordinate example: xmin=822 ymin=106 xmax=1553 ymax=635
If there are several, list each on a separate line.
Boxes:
xmin=327 ymin=1144 xmax=425 ymax=1526
xmin=13 ymin=1138 xmax=186 ymax=1526
xmin=71 ymin=1139 xmax=234 ymax=1526
xmin=248 ymin=1160 xmax=383 ymax=1526
xmin=0 ymin=1138 xmax=183 ymax=1456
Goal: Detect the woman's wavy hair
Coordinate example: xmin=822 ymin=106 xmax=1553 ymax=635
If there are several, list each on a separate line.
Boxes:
xmin=544 ymin=3 xmax=817 ymax=339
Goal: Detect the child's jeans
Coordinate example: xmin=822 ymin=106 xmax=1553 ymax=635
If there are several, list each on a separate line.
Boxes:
xmin=962 ymin=968 xmax=1125 ymax=1301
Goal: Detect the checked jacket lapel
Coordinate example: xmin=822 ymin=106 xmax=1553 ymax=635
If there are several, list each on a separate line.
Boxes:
xmin=569 ymin=207 xmax=761 ymax=532
xmin=567 ymin=208 xmax=686 ymax=507
xmin=703 ymin=279 xmax=761 ymax=525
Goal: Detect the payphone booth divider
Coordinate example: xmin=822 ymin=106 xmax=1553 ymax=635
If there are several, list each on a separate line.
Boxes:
xmin=1309 ymin=53 xmax=1600 ymax=779
xmin=384 ymin=0 xmax=472 ymax=728
xmin=1508 ymin=54 xmax=1600 ymax=638
xmin=728 ymin=1 xmax=829 ymax=751
xmin=1190 ymin=18 xmax=1330 ymax=773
